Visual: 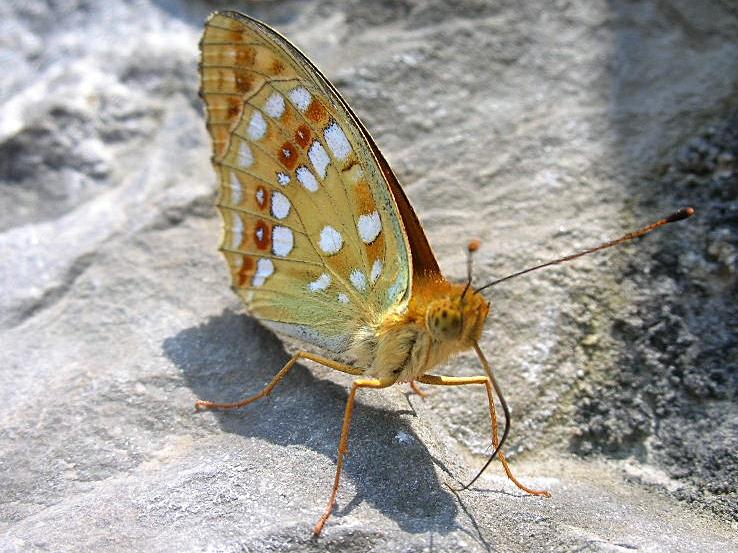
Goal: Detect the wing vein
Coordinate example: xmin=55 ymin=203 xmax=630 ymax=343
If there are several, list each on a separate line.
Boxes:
xmin=273 ymin=85 xmax=372 ymax=280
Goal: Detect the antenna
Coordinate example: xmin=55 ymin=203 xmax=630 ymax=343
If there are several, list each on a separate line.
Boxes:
xmin=461 ymin=239 xmax=481 ymax=300
xmin=457 ymin=207 xmax=695 ymax=491
xmin=476 ymin=207 xmax=694 ymax=293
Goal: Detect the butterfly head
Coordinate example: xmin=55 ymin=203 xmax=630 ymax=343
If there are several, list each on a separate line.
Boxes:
xmin=425 ymin=286 xmax=489 ymax=344
xmin=424 ymin=239 xmax=489 ymax=343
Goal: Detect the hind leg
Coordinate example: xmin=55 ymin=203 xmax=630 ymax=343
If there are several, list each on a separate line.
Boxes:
xmin=194 ymin=351 xmax=363 ymax=411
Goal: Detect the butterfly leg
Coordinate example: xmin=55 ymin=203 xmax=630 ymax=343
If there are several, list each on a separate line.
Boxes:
xmin=416 ymin=374 xmax=551 ymax=497
xmin=314 ymin=376 xmax=395 ymax=536
xmin=194 ymin=351 xmax=364 ymax=411
xmin=409 ymin=380 xmax=428 ymax=398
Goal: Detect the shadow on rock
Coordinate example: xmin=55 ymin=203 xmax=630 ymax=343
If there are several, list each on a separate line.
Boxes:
xmin=163 ymin=309 xmax=459 ymax=535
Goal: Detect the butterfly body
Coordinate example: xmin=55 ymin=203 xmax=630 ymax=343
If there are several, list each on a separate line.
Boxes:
xmin=350 ymin=280 xmax=490 ymax=383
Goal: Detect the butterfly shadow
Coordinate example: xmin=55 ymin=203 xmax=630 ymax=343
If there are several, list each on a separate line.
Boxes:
xmin=164 ymin=309 xmax=464 ymax=537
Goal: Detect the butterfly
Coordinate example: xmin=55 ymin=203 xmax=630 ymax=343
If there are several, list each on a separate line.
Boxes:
xmin=195 ymin=10 xmax=694 ymax=536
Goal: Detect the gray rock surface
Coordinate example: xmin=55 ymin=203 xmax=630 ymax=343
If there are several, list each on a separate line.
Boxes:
xmin=1 ymin=0 xmax=737 ymax=551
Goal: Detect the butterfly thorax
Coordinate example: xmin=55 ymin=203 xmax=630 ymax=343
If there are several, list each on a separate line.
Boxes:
xmin=350 ymin=279 xmax=490 ymax=383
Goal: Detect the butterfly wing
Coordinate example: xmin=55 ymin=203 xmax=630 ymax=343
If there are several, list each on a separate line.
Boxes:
xmin=288 ymin=44 xmax=441 ymax=281
xmin=200 ymin=11 xmax=432 ymax=352
xmin=364 ymin=135 xmax=441 ymax=280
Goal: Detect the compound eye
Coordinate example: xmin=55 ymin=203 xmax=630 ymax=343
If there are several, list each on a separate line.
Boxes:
xmin=429 ymin=305 xmax=462 ymax=339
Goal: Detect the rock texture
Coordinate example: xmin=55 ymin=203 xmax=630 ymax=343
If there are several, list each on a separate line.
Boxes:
xmin=1 ymin=1 xmax=737 ymax=551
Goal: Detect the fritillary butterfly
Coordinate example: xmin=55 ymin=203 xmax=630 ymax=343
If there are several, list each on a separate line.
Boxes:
xmin=196 ymin=11 xmax=694 ymax=535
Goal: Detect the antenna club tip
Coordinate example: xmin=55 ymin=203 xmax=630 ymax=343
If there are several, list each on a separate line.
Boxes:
xmin=468 ymin=239 xmax=481 ymax=253
xmin=666 ymin=207 xmax=695 ymax=223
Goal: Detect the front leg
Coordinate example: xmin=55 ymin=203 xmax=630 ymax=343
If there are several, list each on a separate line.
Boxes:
xmin=417 ymin=373 xmax=550 ymax=497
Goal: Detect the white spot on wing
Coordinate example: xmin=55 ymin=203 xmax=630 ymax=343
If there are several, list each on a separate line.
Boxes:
xmin=248 ymin=111 xmax=267 ymax=140
xmin=371 ymin=259 xmax=383 ymax=283
xmin=272 ymin=226 xmax=294 ymax=257
xmin=319 ymin=226 xmax=343 ymax=255
xmin=229 ymin=172 xmax=242 ymax=204
xmin=289 ymin=87 xmax=311 ymax=112
xmin=308 ymin=273 xmax=331 ymax=292
xmin=350 ymin=269 xmax=367 ymax=292
xmin=231 ymin=214 xmax=243 ymax=248
xmin=296 ymin=166 xmax=319 ymax=192
xmin=271 ymin=191 xmax=291 ymax=220
xmin=388 ymin=272 xmax=405 ymax=303
xmin=357 ymin=211 xmax=382 ymax=244
xmin=277 ymin=172 xmax=290 ymax=186
xmin=255 ymin=188 xmax=265 ymax=207
xmin=337 ymin=293 xmax=349 ymax=304
xmin=239 ymin=143 xmax=253 ymax=168
xmin=265 ymin=92 xmax=285 ymax=118
xmin=324 ymin=122 xmax=352 ymax=160
xmin=253 ymin=258 xmax=274 ymax=287
xmin=308 ymin=141 xmax=330 ymax=179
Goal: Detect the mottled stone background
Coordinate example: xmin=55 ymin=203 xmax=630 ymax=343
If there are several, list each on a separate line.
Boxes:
xmin=1 ymin=1 xmax=736 ymax=551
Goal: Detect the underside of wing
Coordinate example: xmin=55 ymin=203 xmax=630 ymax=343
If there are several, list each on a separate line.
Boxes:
xmin=200 ymin=11 xmax=416 ymax=352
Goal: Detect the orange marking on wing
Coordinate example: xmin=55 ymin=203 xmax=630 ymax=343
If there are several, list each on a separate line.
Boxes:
xmin=227 ymin=29 xmax=244 ymax=42
xmin=365 ymin=233 xmax=385 ymax=262
xmin=355 ymin=180 xmax=376 ymax=214
xmin=278 ymin=142 xmax=298 ymax=169
xmin=306 ymin=99 xmax=326 ymax=123
xmin=237 ymin=256 xmax=256 ymax=287
xmin=254 ymin=220 xmax=271 ymax=250
xmin=234 ymin=46 xmax=256 ymax=66
xmin=227 ymin=97 xmax=242 ymax=120
xmin=234 ymin=70 xmax=254 ymax=94
xmin=271 ymin=59 xmax=285 ymax=74
xmin=294 ymin=124 xmax=311 ymax=148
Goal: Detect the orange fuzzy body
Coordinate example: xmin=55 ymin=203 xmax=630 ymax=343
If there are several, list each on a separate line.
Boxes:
xmin=349 ymin=278 xmax=490 ymax=382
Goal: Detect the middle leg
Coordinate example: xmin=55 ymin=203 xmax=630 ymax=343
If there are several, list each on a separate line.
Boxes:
xmin=313 ymin=376 xmax=396 ymax=536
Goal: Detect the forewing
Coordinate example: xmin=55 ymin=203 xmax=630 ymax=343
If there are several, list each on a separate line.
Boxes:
xmin=200 ymin=11 xmax=412 ymax=352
